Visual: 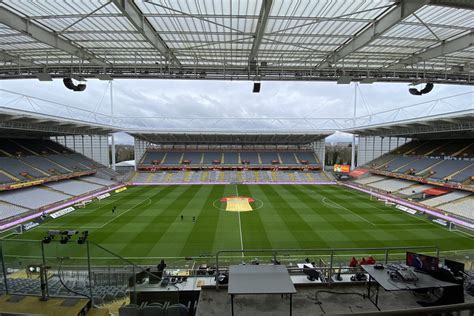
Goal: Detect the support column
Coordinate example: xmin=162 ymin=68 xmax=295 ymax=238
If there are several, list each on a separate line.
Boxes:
xmin=111 ymin=134 xmax=116 ymax=171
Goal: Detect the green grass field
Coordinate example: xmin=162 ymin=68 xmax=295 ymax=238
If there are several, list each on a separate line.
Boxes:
xmin=2 ymin=184 xmax=473 ymax=265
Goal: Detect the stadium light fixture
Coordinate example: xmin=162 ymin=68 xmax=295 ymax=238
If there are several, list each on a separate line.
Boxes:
xmin=96 ymin=73 xmax=113 ymax=81
xmin=337 ymin=76 xmax=352 ymax=84
xmin=252 ymin=82 xmax=261 ymax=93
xmin=360 ymin=78 xmax=377 ymax=84
xmin=36 ymin=72 xmax=52 ymax=81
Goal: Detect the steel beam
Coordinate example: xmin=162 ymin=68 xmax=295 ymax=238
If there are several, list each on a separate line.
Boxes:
xmin=0 ymin=51 xmax=36 ymax=66
xmin=249 ymin=0 xmax=273 ymax=62
xmin=112 ymin=0 xmax=181 ymax=66
xmin=317 ymin=0 xmax=427 ymax=69
xmin=0 ymin=7 xmax=109 ymax=67
xmin=385 ymin=31 xmax=474 ymax=70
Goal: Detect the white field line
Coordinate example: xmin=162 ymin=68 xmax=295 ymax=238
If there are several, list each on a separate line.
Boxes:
xmin=235 ymin=185 xmax=244 ymax=260
xmin=320 ymin=196 xmax=375 ymax=226
xmin=41 ymin=198 xmax=151 ymax=230
xmin=4 ymin=250 xmax=462 ymax=261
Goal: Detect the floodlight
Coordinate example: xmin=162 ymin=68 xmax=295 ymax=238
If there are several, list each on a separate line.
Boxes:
xmin=337 ymin=76 xmax=352 ymax=84
xmin=360 ymin=78 xmax=377 ymax=84
xmin=96 ymin=73 xmax=113 ymax=81
xmin=36 ymin=73 xmax=52 ymax=81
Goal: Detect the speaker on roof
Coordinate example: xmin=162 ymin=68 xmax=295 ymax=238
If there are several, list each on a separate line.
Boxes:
xmin=253 ymin=82 xmax=261 ymax=93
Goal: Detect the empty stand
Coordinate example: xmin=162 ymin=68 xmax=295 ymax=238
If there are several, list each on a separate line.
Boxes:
xmin=0 ymin=186 xmax=70 ymax=209
xmin=21 ymin=155 xmax=70 ymax=174
xmin=437 ymin=196 xmax=474 ymax=220
xmin=223 ymin=152 xmax=239 ymax=164
xmin=0 ymin=157 xmax=48 ymax=179
xmin=367 ymin=178 xmax=414 ymax=192
xmin=421 ymin=190 xmax=470 ymax=207
xmin=45 ymin=180 xmax=103 ymax=196
xmin=0 ymin=201 xmax=30 ymax=220
xmin=396 ymin=157 xmax=441 ymax=174
xmin=259 ymin=152 xmax=279 ymax=164
xmin=428 ymin=160 xmax=472 ymax=180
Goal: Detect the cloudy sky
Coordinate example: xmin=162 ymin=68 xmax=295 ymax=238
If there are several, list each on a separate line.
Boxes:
xmin=1 ymin=79 xmax=472 ymax=144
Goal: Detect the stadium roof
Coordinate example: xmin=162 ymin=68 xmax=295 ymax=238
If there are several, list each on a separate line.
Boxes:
xmin=346 ymin=109 xmax=474 ymax=138
xmin=130 ymin=132 xmax=330 ymax=145
xmin=0 ymin=0 xmax=473 ymax=85
xmin=0 ymin=107 xmax=118 ymax=137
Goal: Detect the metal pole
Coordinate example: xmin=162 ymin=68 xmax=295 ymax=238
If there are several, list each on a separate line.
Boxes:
xmin=384 ymin=249 xmax=389 ymax=264
xmin=328 ymin=250 xmax=334 ymax=284
xmin=86 ymin=241 xmax=94 ymax=305
xmin=0 ymin=241 xmax=9 ymax=294
xmin=110 ymin=81 xmax=116 ymax=171
xmin=350 ymin=83 xmax=357 ymax=170
xmin=215 ymin=252 xmax=220 ymax=290
xmin=40 ymin=241 xmax=49 ymax=300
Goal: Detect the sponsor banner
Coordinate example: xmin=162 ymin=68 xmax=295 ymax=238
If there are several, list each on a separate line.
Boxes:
xmin=432 ymin=218 xmax=448 ymax=226
xmin=395 ymin=204 xmax=417 ymax=215
xmin=115 ymin=187 xmax=127 ymax=193
xmin=50 ymin=206 xmax=75 ymax=219
xmin=333 ymin=164 xmax=350 ymax=173
xmin=23 ymin=222 xmax=39 ymax=231
xmin=97 ymin=193 xmax=111 ymax=200
xmin=10 ymin=180 xmax=44 ymax=189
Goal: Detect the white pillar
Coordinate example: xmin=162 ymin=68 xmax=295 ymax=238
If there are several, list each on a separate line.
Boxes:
xmin=350 ymin=83 xmax=357 ymax=170
xmin=110 ymin=80 xmax=116 ymax=171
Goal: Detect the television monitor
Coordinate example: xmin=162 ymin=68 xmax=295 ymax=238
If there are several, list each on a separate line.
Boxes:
xmin=406 ymin=252 xmax=439 ymax=274
xmin=303 ymin=265 xmax=320 ymax=281
xmin=444 ymin=259 xmax=464 ymax=276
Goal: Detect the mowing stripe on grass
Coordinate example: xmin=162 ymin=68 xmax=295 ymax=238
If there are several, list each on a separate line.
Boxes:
xmin=235 ymin=185 xmax=244 ymax=259
xmin=237 ymin=184 xmax=273 ymax=252
xmin=179 ymin=184 xmax=226 ymax=257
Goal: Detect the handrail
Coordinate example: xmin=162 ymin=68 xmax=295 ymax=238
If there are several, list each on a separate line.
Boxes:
xmin=214 ymin=245 xmax=439 ymax=289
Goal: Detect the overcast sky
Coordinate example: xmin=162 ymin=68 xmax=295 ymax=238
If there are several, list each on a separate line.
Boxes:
xmin=1 ymin=79 xmax=472 ymax=145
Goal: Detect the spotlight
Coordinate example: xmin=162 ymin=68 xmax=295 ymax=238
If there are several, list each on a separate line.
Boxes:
xmin=409 ymin=82 xmax=434 ymax=95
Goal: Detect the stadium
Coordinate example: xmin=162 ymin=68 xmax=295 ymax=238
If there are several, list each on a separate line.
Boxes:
xmin=0 ymin=0 xmax=473 ymax=315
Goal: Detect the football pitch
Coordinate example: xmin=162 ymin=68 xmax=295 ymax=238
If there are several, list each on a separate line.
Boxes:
xmin=3 ymin=184 xmax=473 ymax=264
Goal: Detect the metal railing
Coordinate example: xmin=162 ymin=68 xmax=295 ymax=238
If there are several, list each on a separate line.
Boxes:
xmin=215 ymin=246 xmax=439 ymax=289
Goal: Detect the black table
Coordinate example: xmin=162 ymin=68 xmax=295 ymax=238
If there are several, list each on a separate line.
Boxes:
xmin=361 ymin=264 xmax=459 ymax=310
xmin=228 ymin=265 xmax=297 ymax=315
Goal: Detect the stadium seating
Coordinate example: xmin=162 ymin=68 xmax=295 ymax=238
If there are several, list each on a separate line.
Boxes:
xmin=421 ymin=190 xmax=470 ymax=207
xmin=354 ymin=175 xmax=386 ymax=185
xmin=129 ymin=170 xmax=330 ymax=183
xmin=46 ymin=154 xmax=90 ymax=171
xmin=21 ymin=155 xmax=71 ymax=174
xmin=0 ymin=186 xmax=71 ymax=209
xmin=223 ymin=152 xmax=239 ymax=164
xmin=428 ymin=159 xmax=472 ymax=180
xmin=0 ymin=201 xmax=31 ymax=220
xmin=0 ymin=157 xmax=48 ymax=179
xmin=437 ymin=197 xmax=474 ymax=220
xmin=384 ymin=156 xmax=418 ymax=172
xmin=139 ymin=150 xmax=320 ymax=168
xmin=366 ymin=178 xmax=414 ymax=192
xmin=396 ymin=157 xmax=440 ymax=174
xmin=397 ymin=184 xmax=434 ymax=196
xmin=45 ymin=180 xmax=103 ymax=196
xmin=449 ymin=165 xmax=474 ymax=183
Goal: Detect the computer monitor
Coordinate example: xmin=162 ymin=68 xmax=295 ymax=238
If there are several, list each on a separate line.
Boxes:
xmin=444 ymin=259 xmax=464 ymax=276
xmin=406 ymin=252 xmax=439 ymax=274
xmin=303 ymin=265 xmax=320 ymax=281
